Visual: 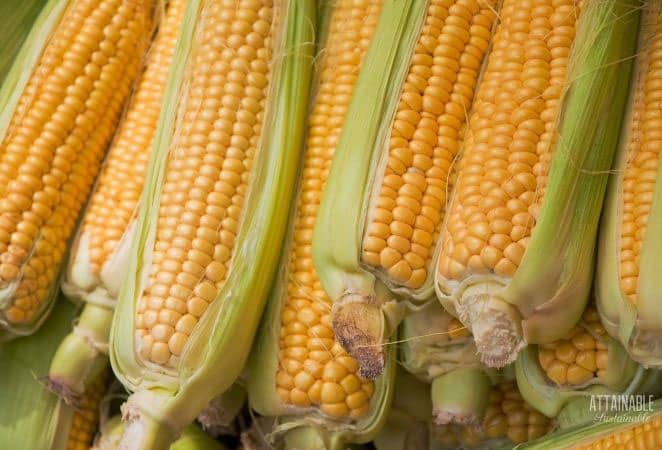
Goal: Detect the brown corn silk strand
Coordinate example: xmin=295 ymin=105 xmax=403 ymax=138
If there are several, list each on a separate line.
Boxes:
xmin=81 ymin=0 xmax=188 ymax=274
xmin=437 ymin=0 xmax=580 ymax=281
xmin=275 ymin=0 xmax=384 ymax=420
xmin=134 ymin=0 xmax=277 ymax=367
xmin=0 ymin=0 xmax=152 ymax=324
xmin=619 ymin=9 xmax=662 ymax=302
xmin=361 ymin=0 xmax=497 ymax=290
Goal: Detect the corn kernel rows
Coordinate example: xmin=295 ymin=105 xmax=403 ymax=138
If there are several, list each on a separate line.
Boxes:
xmin=361 ymin=0 xmax=497 ymax=290
xmin=619 ymin=10 xmax=662 ymax=302
xmin=538 ymin=306 xmax=609 ymax=386
xmin=433 ymin=381 xmax=552 ymax=446
xmin=66 ymin=370 xmax=107 ymax=450
xmin=82 ymin=0 xmax=187 ymax=274
xmin=275 ymin=0 xmax=382 ymax=420
xmin=576 ymin=417 xmax=662 ymax=450
xmin=438 ymin=0 xmax=580 ymax=281
xmin=0 ymin=0 xmax=151 ymax=324
xmin=135 ymin=0 xmax=276 ymax=367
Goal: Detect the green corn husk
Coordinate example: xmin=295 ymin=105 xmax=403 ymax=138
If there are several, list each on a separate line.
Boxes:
xmin=0 ymin=0 xmax=154 ymax=340
xmin=514 ymin=399 xmax=662 ymax=449
xmin=433 ymin=0 xmax=642 ymax=369
xmin=49 ymin=0 xmax=190 ymax=405
xmin=596 ymin=2 xmax=662 ymax=369
xmin=93 ymin=416 xmax=227 ymax=450
xmin=0 ymin=0 xmax=46 ymax=82
xmin=197 ymin=383 xmax=247 ymax=437
xmin=109 ymin=1 xmax=315 ymax=449
xmin=400 ymin=301 xmax=493 ymax=426
xmin=373 ymin=369 xmax=431 ymax=450
xmin=0 ymin=298 xmax=104 ymax=450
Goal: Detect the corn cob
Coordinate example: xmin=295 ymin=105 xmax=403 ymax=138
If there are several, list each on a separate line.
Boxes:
xmin=400 ymin=300 xmax=492 ymax=426
xmin=247 ymin=1 xmax=404 ymax=449
xmin=109 ymin=1 xmax=314 ymax=448
xmin=49 ymin=0 xmax=188 ymax=405
xmin=0 ymin=0 xmax=46 ymax=83
xmin=516 ymin=336 xmax=662 ymax=420
xmin=596 ymin=2 xmax=662 ymax=368
xmin=515 ymin=399 xmax=662 ymax=450
xmin=0 ymin=298 xmax=108 ymax=450
xmin=92 ymin=416 xmax=228 ymax=450
xmin=312 ymin=0 xmax=498 ymax=376
xmin=432 ymin=380 xmax=554 ymax=449
xmin=0 ymin=0 xmax=154 ymax=339
xmin=433 ymin=0 xmax=641 ymax=368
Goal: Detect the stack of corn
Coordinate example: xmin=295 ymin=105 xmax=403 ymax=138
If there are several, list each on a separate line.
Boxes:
xmin=107 ymin=0 xmax=315 ymax=448
xmin=0 ymin=0 xmax=155 ymax=339
xmin=596 ymin=2 xmax=662 ymax=368
xmin=49 ymin=0 xmax=189 ymax=404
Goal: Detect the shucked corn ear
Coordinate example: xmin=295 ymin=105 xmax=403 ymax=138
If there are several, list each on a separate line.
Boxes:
xmin=596 ymin=2 xmax=662 ymax=369
xmin=400 ymin=300 xmax=492 ymax=426
xmin=92 ymin=416 xmax=227 ymax=450
xmin=312 ymin=0 xmax=498 ymax=376
xmin=514 ymin=305 xmax=662 ymax=419
xmin=0 ymin=298 xmax=108 ymax=450
xmin=433 ymin=0 xmax=641 ymax=367
xmin=515 ymin=399 xmax=662 ymax=450
xmin=50 ymin=0 xmax=188 ymax=405
xmin=109 ymin=0 xmax=315 ymax=448
xmin=247 ymin=1 xmax=397 ymax=449
xmin=0 ymin=0 xmax=154 ymax=338
xmin=431 ymin=380 xmax=554 ymax=449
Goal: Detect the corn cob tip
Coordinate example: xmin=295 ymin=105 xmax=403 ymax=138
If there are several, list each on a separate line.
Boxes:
xmin=458 ymin=289 xmax=525 ymax=368
xmin=430 ymin=369 xmax=492 ymax=428
xmin=118 ymin=399 xmax=180 ymax=450
xmin=433 ymin=408 xmax=481 ymax=428
xmin=332 ymin=296 xmax=385 ymax=380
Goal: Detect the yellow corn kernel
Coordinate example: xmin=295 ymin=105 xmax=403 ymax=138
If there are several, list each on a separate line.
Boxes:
xmin=618 ymin=10 xmax=662 ymax=302
xmin=361 ymin=0 xmax=498 ymax=290
xmin=80 ymin=0 xmax=187 ymax=275
xmin=0 ymin=0 xmax=152 ymax=326
xmin=537 ymin=306 xmax=610 ymax=386
xmin=437 ymin=0 xmax=581 ymax=280
xmin=275 ymin=0 xmax=383 ymax=420
xmin=575 ymin=417 xmax=662 ymax=450
xmin=433 ymin=381 xmax=553 ymax=447
xmin=134 ymin=0 xmax=280 ymax=368
xmin=66 ymin=370 xmax=107 ymax=450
